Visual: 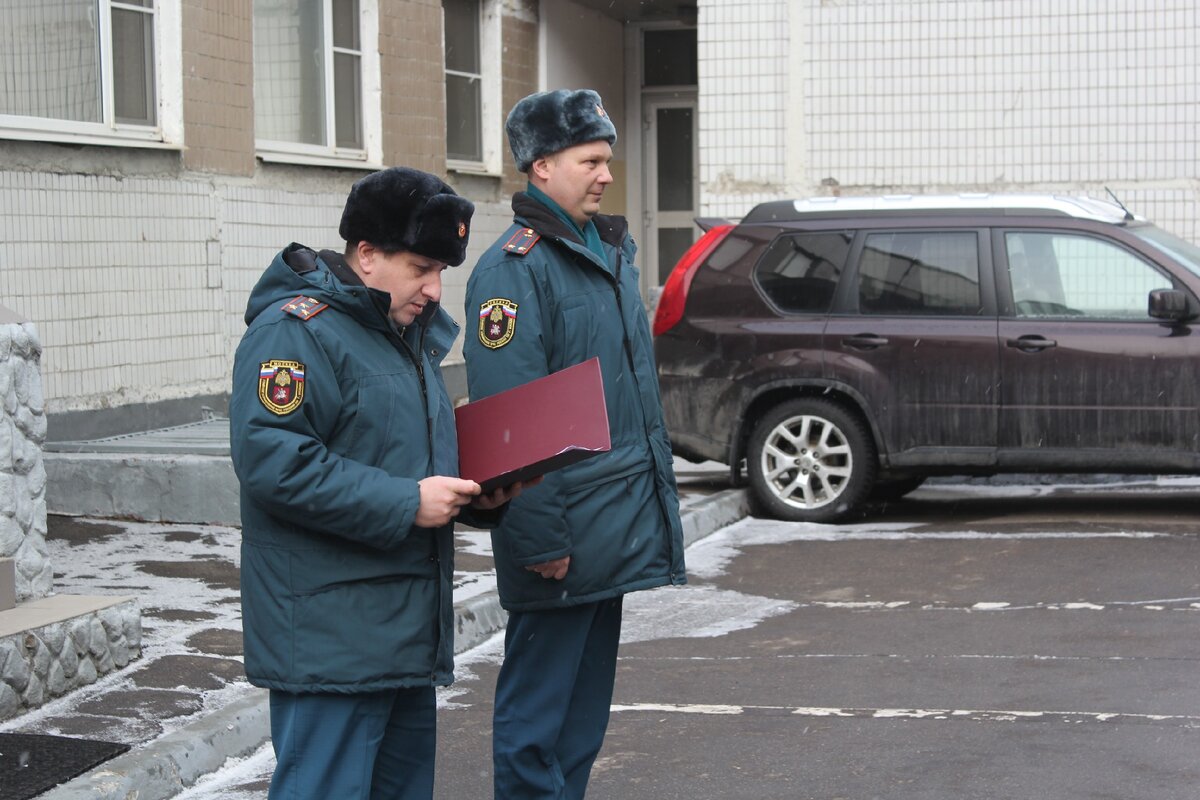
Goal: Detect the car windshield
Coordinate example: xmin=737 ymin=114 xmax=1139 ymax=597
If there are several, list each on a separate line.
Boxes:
xmin=1130 ymin=224 xmax=1200 ymax=278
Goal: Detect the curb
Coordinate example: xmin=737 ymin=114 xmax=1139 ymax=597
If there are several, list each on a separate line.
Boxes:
xmin=39 ymin=689 xmax=270 ymax=800
xmin=40 ymin=487 xmax=749 ymax=800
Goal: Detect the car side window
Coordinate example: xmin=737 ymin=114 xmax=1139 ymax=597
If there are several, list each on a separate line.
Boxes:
xmin=857 ymin=231 xmax=982 ymax=315
xmin=1005 ymin=231 xmax=1172 ymax=319
xmin=753 ymin=231 xmax=852 ymax=313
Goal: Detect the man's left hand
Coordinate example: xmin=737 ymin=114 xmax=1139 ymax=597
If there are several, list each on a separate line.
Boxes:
xmin=471 ymin=476 xmax=542 ymax=510
xmin=526 ymin=555 xmax=570 ymax=580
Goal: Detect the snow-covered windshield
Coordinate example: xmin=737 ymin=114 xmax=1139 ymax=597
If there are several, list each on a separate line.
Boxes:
xmin=1130 ymin=224 xmax=1200 ymax=278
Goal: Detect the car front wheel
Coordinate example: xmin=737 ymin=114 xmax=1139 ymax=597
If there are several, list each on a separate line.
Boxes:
xmin=746 ymin=398 xmax=877 ymax=523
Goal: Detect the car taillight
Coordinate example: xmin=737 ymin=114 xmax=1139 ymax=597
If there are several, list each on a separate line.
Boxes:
xmin=652 ymin=224 xmax=734 ymax=337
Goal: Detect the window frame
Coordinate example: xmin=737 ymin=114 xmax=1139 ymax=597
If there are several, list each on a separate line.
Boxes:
xmin=0 ymin=0 xmax=182 ymax=150
xmin=444 ymin=0 xmax=501 ymax=177
xmin=254 ymin=0 xmax=383 ymax=170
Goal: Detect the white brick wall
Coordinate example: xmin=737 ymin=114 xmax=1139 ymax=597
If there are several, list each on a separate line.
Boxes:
xmin=698 ymin=0 xmax=1200 ymax=241
xmin=0 ymin=172 xmax=513 ymax=414
xmin=698 ymin=0 xmax=789 ymax=209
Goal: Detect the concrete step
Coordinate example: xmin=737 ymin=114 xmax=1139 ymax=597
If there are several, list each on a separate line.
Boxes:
xmin=45 ymin=419 xmax=238 ymax=525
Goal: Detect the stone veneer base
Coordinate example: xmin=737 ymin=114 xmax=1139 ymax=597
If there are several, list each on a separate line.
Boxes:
xmin=0 ymin=594 xmax=141 ymax=720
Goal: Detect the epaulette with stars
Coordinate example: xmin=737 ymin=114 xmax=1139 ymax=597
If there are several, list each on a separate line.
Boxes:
xmin=281 ymin=296 xmax=329 ymax=321
xmin=502 ymin=228 xmax=541 ymax=256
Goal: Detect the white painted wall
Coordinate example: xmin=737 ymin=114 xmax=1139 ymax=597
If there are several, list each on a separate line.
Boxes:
xmin=539 ymin=0 xmax=625 ymax=145
xmin=540 ymin=0 xmax=629 ymax=216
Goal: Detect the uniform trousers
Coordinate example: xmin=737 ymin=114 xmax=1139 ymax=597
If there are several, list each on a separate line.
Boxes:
xmin=493 ymin=596 xmax=624 ymax=800
xmin=268 ymin=686 xmax=436 ymax=800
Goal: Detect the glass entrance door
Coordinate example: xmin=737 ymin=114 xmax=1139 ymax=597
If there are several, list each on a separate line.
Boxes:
xmin=644 ymin=96 xmax=698 ymax=286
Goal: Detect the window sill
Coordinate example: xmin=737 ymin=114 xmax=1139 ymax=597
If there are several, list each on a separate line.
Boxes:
xmin=447 ymin=159 xmax=502 ymax=179
xmin=0 ymin=126 xmax=180 ymax=151
xmin=257 ymin=149 xmax=383 ymax=171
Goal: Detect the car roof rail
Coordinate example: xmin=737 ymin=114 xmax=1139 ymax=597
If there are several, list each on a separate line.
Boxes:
xmin=740 ymin=193 xmax=1142 ymax=225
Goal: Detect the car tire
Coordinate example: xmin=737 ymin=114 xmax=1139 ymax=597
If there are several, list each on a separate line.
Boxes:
xmin=869 ymin=476 xmax=927 ymax=502
xmin=746 ymin=398 xmax=877 ymax=523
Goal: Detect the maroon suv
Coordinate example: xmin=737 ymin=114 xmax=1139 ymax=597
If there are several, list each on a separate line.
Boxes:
xmin=653 ymin=194 xmax=1200 ymax=522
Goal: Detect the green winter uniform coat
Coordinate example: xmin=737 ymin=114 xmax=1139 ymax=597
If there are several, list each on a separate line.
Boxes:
xmin=231 ymin=244 xmax=489 ymax=693
xmin=464 ymin=193 xmax=686 ymax=611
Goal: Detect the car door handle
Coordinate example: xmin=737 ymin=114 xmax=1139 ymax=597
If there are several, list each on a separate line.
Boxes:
xmin=1006 ymin=335 xmax=1057 ymax=352
xmin=842 ymin=334 xmax=889 ymax=350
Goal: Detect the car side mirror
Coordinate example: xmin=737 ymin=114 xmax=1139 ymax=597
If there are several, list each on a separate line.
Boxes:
xmin=1148 ymin=289 xmax=1197 ymax=322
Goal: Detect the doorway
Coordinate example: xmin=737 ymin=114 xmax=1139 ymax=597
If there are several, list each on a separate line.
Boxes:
xmin=643 ymin=94 xmax=698 ymax=287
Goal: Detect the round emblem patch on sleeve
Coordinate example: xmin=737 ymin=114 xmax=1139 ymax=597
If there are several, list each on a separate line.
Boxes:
xmin=478 ymin=298 xmax=518 ymax=349
xmin=258 ymin=360 xmax=306 ymax=415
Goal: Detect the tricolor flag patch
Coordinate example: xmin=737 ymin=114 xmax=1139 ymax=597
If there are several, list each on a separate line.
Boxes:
xmin=258 ymin=360 xmax=306 ymax=415
xmin=478 ymin=298 xmax=518 ymax=349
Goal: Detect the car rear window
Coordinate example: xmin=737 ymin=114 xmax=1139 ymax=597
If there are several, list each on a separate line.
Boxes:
xmin=857 ymin=231 xmax=982 ymax=315
xmin=753 ymin=231 xmax=852 ymax=313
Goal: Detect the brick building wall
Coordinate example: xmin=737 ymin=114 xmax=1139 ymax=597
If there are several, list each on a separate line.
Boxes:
xmin=182 ymin=0 xmax=255 ymax=176
xmin=500 ymin=0 xmax=540 ymax=198
xmin=381 ymin=0 xmax=447 ymax=172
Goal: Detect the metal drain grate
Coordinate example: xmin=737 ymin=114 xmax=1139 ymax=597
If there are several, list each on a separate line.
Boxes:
xmin=43 ymin=417 xmax=232 ymax=456
xmin=0 ymin=732 xmax=130 ymax=799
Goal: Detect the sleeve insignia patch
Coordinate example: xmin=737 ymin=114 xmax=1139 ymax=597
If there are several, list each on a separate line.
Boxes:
xmin=281 ymin=296 xmax=329 ymax=320
xmin=502 ymin=228 xmax=541 ymax=256
xmin=258 ymin=360 xmax=306 ymax=415
xmin=478 ymin=298 xmax=518 ymax=349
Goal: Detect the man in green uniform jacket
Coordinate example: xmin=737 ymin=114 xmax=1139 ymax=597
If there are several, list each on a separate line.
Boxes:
xmin=231 ymin=167 xmax=521 ymax=800
xmin=464 ymin=89 xmax=687 ymax=799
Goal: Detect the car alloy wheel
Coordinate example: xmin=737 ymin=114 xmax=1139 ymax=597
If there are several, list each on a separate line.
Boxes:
xmin=747 ymin=398 xmax=876 ymax=522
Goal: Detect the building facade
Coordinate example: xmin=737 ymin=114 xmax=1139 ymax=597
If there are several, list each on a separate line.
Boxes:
xmin=0 ymin=0 xmax=540 ymax=438
xmin=0 ymin=0 xmax=1195 ymax=438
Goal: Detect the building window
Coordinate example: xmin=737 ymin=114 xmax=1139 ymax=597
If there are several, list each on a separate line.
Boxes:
xmin=642 ymin=28 xmax=697 ymax=87
xmin=444 ymin=0 xmax=500 ymax=174
xmin=0 ymin=0 xmax=174 ymax=145
xmin=255 ymin=0 xmax=376 ymax=164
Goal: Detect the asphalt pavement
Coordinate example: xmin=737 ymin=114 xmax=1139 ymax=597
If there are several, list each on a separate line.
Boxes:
xmin=156 ymin=474 xmax=1200 ymax=800
xmin=0 ymin=458 xmax=744 ymax=800
xmin=434 ymin=477 xmax=1200 ymax=799
xmin=11 ymin=468 xmax=1200 ymax=799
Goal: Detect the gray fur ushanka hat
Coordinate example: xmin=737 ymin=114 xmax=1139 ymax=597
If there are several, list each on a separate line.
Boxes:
xmin=338 ymin=167 xmax=475 ymax=266
xmin=505 ymin=89 xmax=618 ymax=173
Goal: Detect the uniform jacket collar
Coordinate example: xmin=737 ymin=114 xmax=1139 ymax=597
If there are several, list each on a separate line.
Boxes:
xmin=511 ymin=190 xmax=633 ymax=260
xmin=244 ymin=243 xmax=459 ymax=358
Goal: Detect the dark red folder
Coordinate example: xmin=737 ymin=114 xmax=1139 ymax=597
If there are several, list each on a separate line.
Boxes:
xmin=455 ymin=357 xmax=611 ymax=493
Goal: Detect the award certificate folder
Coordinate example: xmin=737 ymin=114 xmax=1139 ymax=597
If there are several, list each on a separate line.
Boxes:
xmin=455 ymin=357 xmax=611 ymax=493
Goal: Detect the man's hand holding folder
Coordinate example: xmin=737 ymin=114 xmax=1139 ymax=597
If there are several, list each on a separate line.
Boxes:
xmin=415 ymin=475 xmax=541 ymax=527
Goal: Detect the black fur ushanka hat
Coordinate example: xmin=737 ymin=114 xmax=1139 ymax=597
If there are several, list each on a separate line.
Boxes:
xmin=338 ymin=167 xmax=475 ymax=266
xmin=505 ymin=89 xmax=618 ymax=173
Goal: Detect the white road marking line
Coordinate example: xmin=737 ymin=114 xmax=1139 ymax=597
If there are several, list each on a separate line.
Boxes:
xmin=788 ymin=597 xmax=1200 ymax=612
xmin=619 ymin=652 xmax=1198 ymax=664
xmin=609 ymin=703 xmax=1200 ymax=726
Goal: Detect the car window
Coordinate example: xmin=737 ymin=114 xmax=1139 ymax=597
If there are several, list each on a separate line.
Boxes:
xmin=1005 ymin=231 xmax=1172 ymax=319
xmin=856 ymin=231 xmax=982 ymax=315
xmin=753 ymin=231 xmax=851 ymax=313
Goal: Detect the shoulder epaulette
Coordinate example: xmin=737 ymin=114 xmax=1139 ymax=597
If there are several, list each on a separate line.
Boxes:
xmin=502 ymin=228 xmax=541 ymax=256
xmin=281 ymin=296 xmax=329 ymax=321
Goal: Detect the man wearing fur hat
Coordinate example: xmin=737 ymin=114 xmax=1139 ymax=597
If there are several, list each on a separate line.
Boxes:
xmin=464 ymin=90 xmax=687 ymax=798
xmin=231 ymin=166 xmax=526 ymax=800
